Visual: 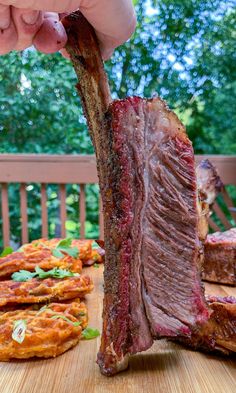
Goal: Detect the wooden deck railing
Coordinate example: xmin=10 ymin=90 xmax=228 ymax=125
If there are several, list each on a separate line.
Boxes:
xmin=0 ymin=154 xmax=235 ymax=247
xmin=0 ymin=154 xmax=102 ymax=247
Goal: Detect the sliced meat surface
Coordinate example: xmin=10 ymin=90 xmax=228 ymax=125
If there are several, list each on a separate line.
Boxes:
xmin=96 ymin=96 xmax=209 ymax=375
xmin=63 ymin=11 xmax=236 ymax=376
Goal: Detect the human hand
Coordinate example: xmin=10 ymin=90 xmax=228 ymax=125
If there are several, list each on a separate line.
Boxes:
xmin=0 ymin=0 xmax=136 ymax=59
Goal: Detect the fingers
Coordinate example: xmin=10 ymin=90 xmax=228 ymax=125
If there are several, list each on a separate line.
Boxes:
xmin=0 ymin=6 xmax=43 ymax=54
xmin=0 ymin=0 xmax=136 ymax=58
xmin=80 ymin=0 xmax=136 ymax=60
xmin=12 ymin=7 xmax=43 ymax=51
xmin=0 ymin=1 xmax=81 ymax=13
xmin=0 ymin=4 xmax=10 ymax=28
xmin=0 ymin=5 xmax=17 ymax=54
xmin=33 ymin=12 xmax=67 ymax=54
xmin=0 ymin=7 xmax=67 ymax=55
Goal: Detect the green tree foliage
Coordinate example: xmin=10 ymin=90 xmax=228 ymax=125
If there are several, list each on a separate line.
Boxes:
xmin=0 ymin=52 xmax=92 ymax=154
xmin=0 ymin=0 xmax=235 ymax=246
xmin=0 ymin=0 xmax=235 ymax=154
xmin=107 ymin=0 xmax=236 ymax=153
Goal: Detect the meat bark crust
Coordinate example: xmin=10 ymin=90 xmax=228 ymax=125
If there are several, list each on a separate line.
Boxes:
xmin=203 ymin=228 xmax=236 ymax=285
xmin=96 ymin=97 xmax=210 ymax=375
xmin=63 ymin=12 xmax=236 ymax=376
xmin=196 ymin=159 xmax=223 ymax=206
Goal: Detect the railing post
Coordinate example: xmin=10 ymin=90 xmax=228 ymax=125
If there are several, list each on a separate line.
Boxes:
xmin=79 ymin=184 xmax=86 ymax=238
xmin=41 ymin=183 xmax=48 ymax=238
xmin=59 ymin=184 xmax=67 ymax=238
xmin=20 ymin=183 xmax=29 ymax=244
xmin=1 ymin=183 xmax=10 ymax=247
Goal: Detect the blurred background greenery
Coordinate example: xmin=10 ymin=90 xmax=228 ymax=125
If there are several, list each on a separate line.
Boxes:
xmin=0 ymin=0 xmax=235 ymax=246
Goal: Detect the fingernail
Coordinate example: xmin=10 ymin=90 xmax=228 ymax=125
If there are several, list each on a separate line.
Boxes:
xmin=0 ymin=5 xmax=10 ymax=29
xmin=22 ymin=11 xmax=39 ymax=25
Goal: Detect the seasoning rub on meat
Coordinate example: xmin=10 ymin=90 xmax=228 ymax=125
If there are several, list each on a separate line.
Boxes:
xmin=64 ymin=11 xmax=236 ymax=376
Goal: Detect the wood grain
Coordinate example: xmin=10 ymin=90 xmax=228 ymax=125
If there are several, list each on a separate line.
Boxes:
xmin=0 ymin=268 xmax=235 ymax=393
xmin=79 ymin=184 xmax=86 ymax=238
xmin=1 ymin=183 xmax=10 ymax=247
xmin=20 ymin=183 xmax=28 ymax=244
xmin=41 ymin=183 xmax=48 ymax=238
xmin=0 ymin=154 xmax=234 ymax=185
xmin=59 ymin=184 xmax=67 ymax=238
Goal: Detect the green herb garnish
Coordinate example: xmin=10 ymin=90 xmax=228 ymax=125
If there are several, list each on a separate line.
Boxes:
xmin=0 ymin=246 xmax=14 ymax=257
xmin=12 ymin=267 xmax=79 ymax=282
xmin=12 ymin=270 xmax=37 ymax=282
xmin=91 ymin=241 xmax=99 ymax=250
xmin=12 ymin=319 xmax=27 ymax=344
xmin=82 ymin=327 xmax=100 ymax=340
xmin=50 ymin=315 xmax=81 ymax=327
xmin=32 ymin=241 xmax=40 ymax=247
xmin=52 ymin=238 xmax=79 ymax=259
xmin=93 ymin=263 xmax=99 ymax=268
xmin=36 ymin=305 xmax=51 ymax=315
xmin=34 ymin=266 xmax=77 ymax=279
xmin=57 ymin=238 xmax=72 ymax=248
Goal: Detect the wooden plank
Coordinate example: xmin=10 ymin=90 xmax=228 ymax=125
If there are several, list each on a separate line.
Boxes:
xmin=0 ymin=268 xmax=235 ymax=393
xmin=59 ymin=185 xmax=66 ymax=238
xmin=79 ymin=184 xmax=86 ymax=238
xmin=41 ymin=184 xmax=48 ymax=238
xmin=204 ymin=282 xmax=230 ymax=297
xmin=0 ymin=154 xmax=234 ymax=185
xmin=212 ymin=202 xmax=232 ymax=229
xmin=0 ymin=155 xmax=98 ymax=184
xmin=222 ymin=286 xmax=236 ymax=297
xmin=208 ymin=217 xmax=221 ymax=232
xmin=99 ymin=196 xmax=104 ymax=240
xmin=1 ymin=183 xmax=10 ymax=247
xmin=20 ymin=183 xmax=28 ymax=244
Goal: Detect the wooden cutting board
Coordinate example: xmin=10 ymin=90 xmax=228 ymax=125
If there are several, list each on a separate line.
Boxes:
xmin=0 ymin=267 xmax=235 ymax=393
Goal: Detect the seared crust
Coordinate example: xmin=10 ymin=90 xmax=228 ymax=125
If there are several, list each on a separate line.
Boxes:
xmin=0 ymin=276 xmax=93 ymax=307
xmin=179 ymin=297 xmax=236 ymax=354
xmin=63 ymin=11 xmax=111 ymax=160
xmin=203 ymin=229 xmax=236 ymax=285
xmin=0 ymin=299 xmax=88 ymax=361
xmin=64 ymin=11 xmax=236 ymax=376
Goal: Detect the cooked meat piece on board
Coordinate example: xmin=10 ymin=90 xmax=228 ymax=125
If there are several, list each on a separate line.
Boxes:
xmin=196 ymin=159 xmax=224 ymax=242
xmin=63 ymin=11 xmax=236 ymax=376
xmin=0 ymin=275 xmax=93 ymax=308
xmin=196 ymin=159 xmax=223 ymax=206
xmin=196 ymin=161 xmax=235 ymax=285
xmin=203 ymin=228 xmax=236 ymax=285
xmin=0 ymin=243 xmax=82 ymax=280
xmin=0 ymin=299 xmax=87 ymax=361
xmin=182 ymin=295 xmax=236 ymax=354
